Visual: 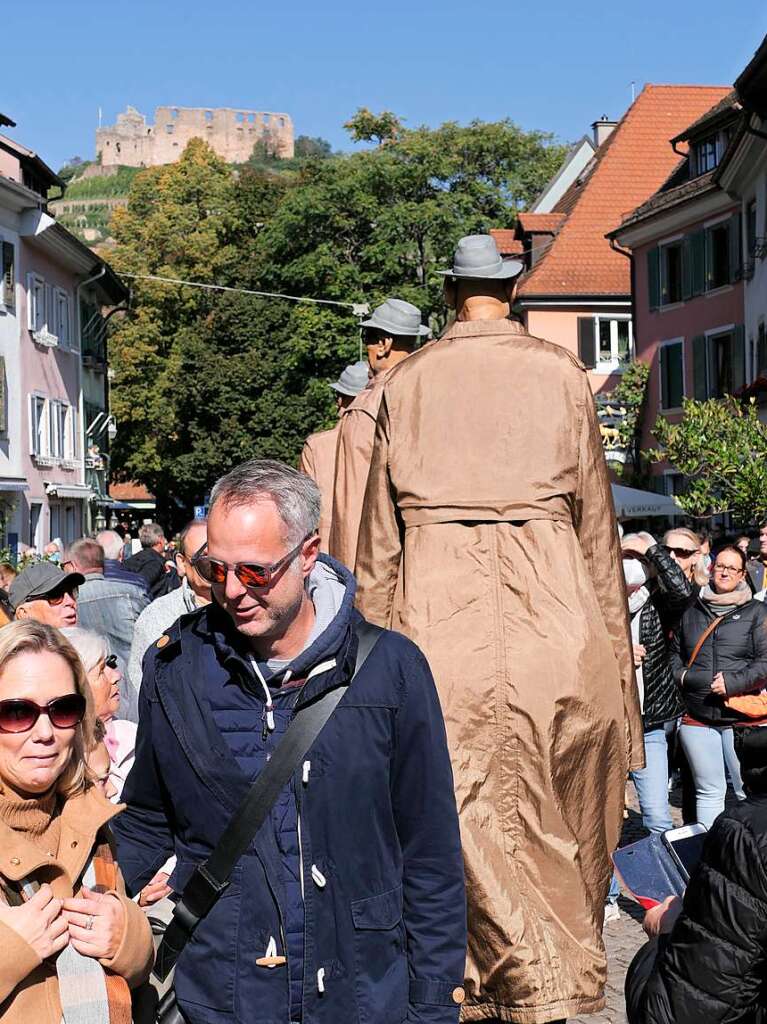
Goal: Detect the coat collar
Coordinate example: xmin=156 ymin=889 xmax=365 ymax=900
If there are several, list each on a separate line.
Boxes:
xmin=0 ymin=785 xmax=120 ymax=885
xmin=441 ymin=317 xmax=529 ymax=341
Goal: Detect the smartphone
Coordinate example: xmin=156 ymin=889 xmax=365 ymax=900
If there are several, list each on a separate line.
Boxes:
xmin=661 ymin=824 xmax=707 ymax=882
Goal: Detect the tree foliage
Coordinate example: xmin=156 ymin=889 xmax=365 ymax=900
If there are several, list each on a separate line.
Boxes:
xmin=646 ymin=396 xmax=767 ymax=524
xmin=108 ymin=116 xmax=567 ymax=524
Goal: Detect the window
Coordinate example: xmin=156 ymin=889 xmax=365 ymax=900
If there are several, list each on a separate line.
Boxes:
xmin=706 ymin=222 xmax=730 ymax=289
xmin=55 ymin=289 xmax=71 ymax=348
xmin=692 ymin=326 xmax=746 ymax=399
xmin=661 ymin=241 xmax=684 ymax=304
xmin=597 ymin=317 xmax=633 ymax=366
xmin=659 ymin=340 xmax=684 ymax=411
xmin=48 ymin=401 xmax=63 ymax=459
xmin=747 ymin=199 xmax=758 ymax=258
xmin=29 ymin=503 xmax=42 ymax=552
xmin=247 ymin=113 xmax=255 ymax=123
xmin=63 ymin=405 xmax=78 ymax=461
xmin=204 ymin=110 xmax=213 ymax=122
xmin=27 ymin=273 xmax=46 ymax=334
xmin=1 ymin=240 xmax=14 ymax=309
xmin=695 ymin=137 xmax=718 ymax=174
xmin=171 ymin=108 xmax=179 ymax=119
xmin=165 ymin=124 xmax=175 ymax=134
xmin=29 ymin=395 xmax=47 ymax=456
xmin=236 ymin=112 xmax=244 ymax=123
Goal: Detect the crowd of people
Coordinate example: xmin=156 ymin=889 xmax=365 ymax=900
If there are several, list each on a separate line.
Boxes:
xmin=1 ymin=232 xmax=767 ymax=1024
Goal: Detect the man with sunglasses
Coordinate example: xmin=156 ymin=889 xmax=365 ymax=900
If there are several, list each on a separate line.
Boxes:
xmin=114 ymin=458 xmax=466 ymax=1024
xmin=9 ymin=562 xmax=83 ymax=630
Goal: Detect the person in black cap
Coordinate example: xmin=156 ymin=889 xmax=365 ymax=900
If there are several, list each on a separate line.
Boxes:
xmin=9 ymin=562 xmax=84 ymax=629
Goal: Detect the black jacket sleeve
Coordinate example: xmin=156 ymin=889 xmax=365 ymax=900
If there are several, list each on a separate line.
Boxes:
xmin=726 ymin=605 xmax=767 ymax=697
xmin=646 ymin=544 xmax=694 ymax=621
xmin=629 ymin=808 xmax=767 ymax=1023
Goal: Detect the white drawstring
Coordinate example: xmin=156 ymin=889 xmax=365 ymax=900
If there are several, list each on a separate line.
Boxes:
xmin=249 ymin=658 xmax=293 ymax=734
xmin=317 ymin=967 xmax=325 ymax=994
xmin=311 ymin=864 xmax=326 ymax=889
xmin=302 ymin=760 xmax=311 ymax=784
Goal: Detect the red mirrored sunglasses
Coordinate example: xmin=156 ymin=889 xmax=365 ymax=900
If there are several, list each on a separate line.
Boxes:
xmin=0 ymin=693 xmax=86 ymax=734
xmin=191 ymin=535 xmax=313 ymax=590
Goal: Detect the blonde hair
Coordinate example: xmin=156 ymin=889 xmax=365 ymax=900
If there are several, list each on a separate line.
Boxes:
xmin=663 ymin=527 xmax=710 ymax=586
xmin=0 ymin=621 xmax=96 ymax=798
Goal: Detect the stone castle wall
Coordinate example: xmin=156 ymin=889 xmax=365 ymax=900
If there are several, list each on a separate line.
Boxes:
xmin=96 ymin=105 xmax=294 ymax=167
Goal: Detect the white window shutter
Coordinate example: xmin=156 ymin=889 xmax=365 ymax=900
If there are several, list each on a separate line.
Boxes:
xmin=44 ymin=284 xmax=53 ymax=338
xmin=26 ymin=274 xmax=35 ymax=331
xmin=28 ymin=395 xmax=36 ymax=454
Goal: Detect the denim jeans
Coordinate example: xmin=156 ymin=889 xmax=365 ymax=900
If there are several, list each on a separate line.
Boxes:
xmin=630 ymin=721 xmax=676 ymax=835
xmin=680 ymin=723 xmax=746 ymax=827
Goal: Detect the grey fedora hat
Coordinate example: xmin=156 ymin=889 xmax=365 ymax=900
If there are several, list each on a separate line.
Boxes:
xmin=438 ymin=234 xmax=523 ymax=279
xmin=9 ymin=561 xmax=85 ymax=611
xmin=330 ymin=360 xmax=370 ymax=397
xmin=360 ymin=298 xmax=430 ymax=337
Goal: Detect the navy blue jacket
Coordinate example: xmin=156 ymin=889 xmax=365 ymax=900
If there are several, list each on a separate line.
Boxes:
xmin=113 ymin=556 xmax=467 ymax=1024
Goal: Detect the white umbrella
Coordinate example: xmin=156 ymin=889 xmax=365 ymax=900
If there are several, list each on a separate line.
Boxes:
xmin=611 ymin=484 xmax=682 ymax=519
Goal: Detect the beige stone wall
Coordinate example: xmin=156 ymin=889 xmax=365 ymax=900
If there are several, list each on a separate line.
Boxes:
xmin=96 ymin=105 xmax=294 ymax=167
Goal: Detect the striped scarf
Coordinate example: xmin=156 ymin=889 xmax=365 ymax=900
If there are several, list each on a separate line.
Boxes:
xmin=16 ymin=835 xmax=132 ymax=1024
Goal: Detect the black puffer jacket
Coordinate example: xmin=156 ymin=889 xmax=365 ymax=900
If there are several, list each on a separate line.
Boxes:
xmin=670 ymin=589 xmax=767 ymax=726
xmin=635 ymin=545 xmax=691 ymax=729
xmin=626 ymin=726 xmax=767 ymax=1024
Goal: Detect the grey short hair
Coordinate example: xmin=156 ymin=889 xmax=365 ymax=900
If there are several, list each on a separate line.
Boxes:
xmin=96 ymin=530 xmax=124 ymax=560
xmin=139 ymin=523 xmax=165 ymax=548
xmin=209 ymin=459 xmax=320 ymax=545
xmin=59 ymin=626 xmax=109 ymax=676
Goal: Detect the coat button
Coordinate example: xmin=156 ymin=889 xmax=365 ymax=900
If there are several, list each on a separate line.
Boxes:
xmin=70 ymin=841 xmax=77 ymax=848
xmin=452 ymin=987 xmax=466 ymax=1005
xmin=10 ymin=857 xmax=20 ymax=866
xmin=156 ymin=635 xmax=170 ymax=649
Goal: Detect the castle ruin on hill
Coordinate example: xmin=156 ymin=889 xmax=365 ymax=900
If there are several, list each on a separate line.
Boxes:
xmin=96 ymin=105 xmax=294 ymax=167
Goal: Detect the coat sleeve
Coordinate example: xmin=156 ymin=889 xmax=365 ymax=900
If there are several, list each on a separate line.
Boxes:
xmin=0 ymin=919 xmax=41 ymax=1004
xmin=573 ymin=374 xmax=644 ymax=771
xmin=725 ymin=607 xmax=767 ymax=696
xmin=298 ymin=439 xmax=316 ymax=479
xmin=111 ymin=658 xmax=176 ymax=895
xmin=391 ymin=640 xmax=466 ymax=1023
xmin=646 ymin=544 xmax=693 ymax=618
xmin=355 ymin=394 xmax=403 ymax=627
xmin=328 ymin=408 xmax=377 ymax=570
xmin=631 ymin=814 xmax=767 ymax=1023
xmin=99 ymin=866 xmax=155 ymax=987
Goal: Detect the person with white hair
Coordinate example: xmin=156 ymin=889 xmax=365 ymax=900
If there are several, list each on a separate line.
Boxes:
xmin=96 ymin=530 xmax=150 ymax=599
xmin=60 ymin=626 xmax=137 ymax=801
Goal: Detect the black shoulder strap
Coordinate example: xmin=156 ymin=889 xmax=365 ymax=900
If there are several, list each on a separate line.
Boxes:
xmin=154 ymin=619 xmax=383 ymax=982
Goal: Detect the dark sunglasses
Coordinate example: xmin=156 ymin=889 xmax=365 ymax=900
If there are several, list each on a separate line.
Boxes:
xmin=44 ymin=586 xmax=78 ymax=606
xmin=664 ymin=545 xmax=698 ymax=558
xmin=0 ymin=693 xmax=86 ymax=734
xmin=103 ymin=654 xmax=118 ymax=670
xmin=192 ymin=536 xmax=312 ymax=590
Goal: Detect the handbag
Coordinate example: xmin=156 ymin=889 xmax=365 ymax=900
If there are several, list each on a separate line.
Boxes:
xmin=686 ymin=614 xmax=767 ymax=719
xmin=153 ymin=619 xmax=383 ymax=1024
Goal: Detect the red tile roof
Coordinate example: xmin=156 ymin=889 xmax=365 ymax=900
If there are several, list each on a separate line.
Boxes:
xmin=489 ymin=229 xmax=524 ymax=256
xmin=516 ymin=212 xmax=565 ymax=233
xmin=109 ymin=481 xmax=156 ymax=502
xmin=518 ymin=84 xmax=731 ymax=297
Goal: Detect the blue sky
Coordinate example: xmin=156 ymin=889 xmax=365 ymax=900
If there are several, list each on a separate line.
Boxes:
xmin=3 ymin=1 xmax=766 ymax=172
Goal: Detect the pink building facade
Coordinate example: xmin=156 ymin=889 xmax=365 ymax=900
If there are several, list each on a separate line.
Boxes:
xmin=0 ymin=129 xmax=126 ymax=554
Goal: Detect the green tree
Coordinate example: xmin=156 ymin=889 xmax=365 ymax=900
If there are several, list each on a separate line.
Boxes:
xmin=294 ymin=135 xmax=333 ymax=159
xmin=646 ymin=396 xmax=767 ymax=524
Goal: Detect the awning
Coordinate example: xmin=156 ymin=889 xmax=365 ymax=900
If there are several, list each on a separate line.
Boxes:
xmin=45 ymin=483 xmax=94 ymax=500
xmin=611 ymin=484 xmax=682 ymax=519
xmin=0 ymin=479 xmax=28 ymax=492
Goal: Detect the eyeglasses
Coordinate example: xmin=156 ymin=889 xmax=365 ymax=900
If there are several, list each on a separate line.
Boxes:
xmin=713 ymin=564 xmax=743 ymax=574
xmin=664 ymin=545 xmax=699 ymax=559
xmin=0 ymin=693 xmax=86 ymax=734
xmin=103 ymin=654 xmax=118 ymax=670
xmin=192 ymin=535 xmax=313 ymax=590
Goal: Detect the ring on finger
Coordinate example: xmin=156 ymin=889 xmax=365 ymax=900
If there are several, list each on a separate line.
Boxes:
xmin=85 ymin=915 xmax=94 ymax=931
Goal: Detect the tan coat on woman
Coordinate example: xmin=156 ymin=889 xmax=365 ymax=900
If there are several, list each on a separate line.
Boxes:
xmin=355 ymin=318 xmax=643 ymax=1024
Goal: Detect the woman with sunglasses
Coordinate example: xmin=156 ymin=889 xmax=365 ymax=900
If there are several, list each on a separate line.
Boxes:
xmin=62 ymin=627 xmax=137 ymax=802
xmin=671 ymin=545 xmax=767 ymax=827
xmin=0 ymin=621 xmax=153 ymax=1024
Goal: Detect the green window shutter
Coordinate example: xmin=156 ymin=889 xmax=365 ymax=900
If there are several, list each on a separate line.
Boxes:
xmin=682 ymin=236 xmax=693 ymax=300
xmin=731 ymin=325 xmax=746 ymax=392
xmin=577 ymin=317 xmax=596 ymax=368
xmin=660 ymin=345 xmax=670 ymax=409
xmin=692 ymin=334 xmax=708 ymax=399
xmin=647 ymin=248 xmax=660 ymax=310
xmin=729 ymin=212 xmax=742 ymax=284
xmin=690 ymin=230 xmax=705 ymax=296
xmin=758 ymin=322 xmax=767 ymax=378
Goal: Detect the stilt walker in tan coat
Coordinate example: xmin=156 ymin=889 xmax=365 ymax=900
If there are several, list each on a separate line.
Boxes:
xmin=298 ymin=360 xmax=368 ymax=550
xmin=329 ymin=299 xmax=428 ymax=569
xmin=355 ymin=235 xmax=643 ymax=1024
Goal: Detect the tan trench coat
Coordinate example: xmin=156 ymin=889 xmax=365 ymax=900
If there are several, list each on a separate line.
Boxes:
xmin=328 ymin=373 xmax=387 ymax=569
xmin=355 ymin=318 xmax=643 ymax=1024
xmin=298 ymin=421 xmax=341 ymax=550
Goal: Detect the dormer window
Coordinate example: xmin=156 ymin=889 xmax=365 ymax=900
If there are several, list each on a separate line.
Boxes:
xmin=694 ymin=137 xmax=718 ymax=175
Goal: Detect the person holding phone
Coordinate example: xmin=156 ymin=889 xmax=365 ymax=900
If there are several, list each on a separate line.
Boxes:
xmin=670 ymin=544 xmax=767 ymax=827
xmin=626 ymin=725 xmax=767 ymax=1023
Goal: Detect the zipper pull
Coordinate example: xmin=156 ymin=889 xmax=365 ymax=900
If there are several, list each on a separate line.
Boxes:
xmin=317 ymin=967 xmax=326 ymax=994
xmin=302 ymin=760 xmax=311 ymax=785
xmin=311 ymin=864 xmax=326 ymax=889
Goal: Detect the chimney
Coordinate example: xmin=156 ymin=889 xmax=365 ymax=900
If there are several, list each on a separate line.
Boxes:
xmin=591 ymin=115 xmax=617 ymax=148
